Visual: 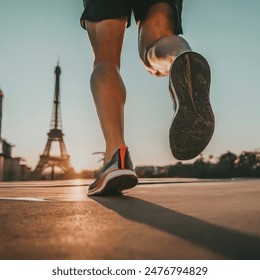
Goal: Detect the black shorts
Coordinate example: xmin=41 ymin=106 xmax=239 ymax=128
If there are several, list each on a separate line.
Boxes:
xmin=80 ymin=0 xmax=183 ymax=35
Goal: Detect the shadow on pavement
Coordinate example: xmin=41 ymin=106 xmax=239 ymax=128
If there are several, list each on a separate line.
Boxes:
xmin=92 ymin=195 xmax=260 ymax=260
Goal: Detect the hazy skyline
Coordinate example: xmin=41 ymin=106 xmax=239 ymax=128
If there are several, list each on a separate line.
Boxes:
xmin=0 ymin=0 xmax=260 ymax=171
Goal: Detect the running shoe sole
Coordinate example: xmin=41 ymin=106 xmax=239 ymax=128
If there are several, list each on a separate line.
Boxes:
xmin=88 ymin=170 xmax=138 ymax=196
xmin=169 ymin=51 xmax=215 ymax=160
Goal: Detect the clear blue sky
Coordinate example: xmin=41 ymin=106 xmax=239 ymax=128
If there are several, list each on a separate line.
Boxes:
xmin=0 ymin=0 xmax=260 ymax=171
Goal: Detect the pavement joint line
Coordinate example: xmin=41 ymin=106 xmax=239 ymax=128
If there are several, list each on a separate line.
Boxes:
xmin=0 ymin=184 xmax=90 ymax=189
xmin=0 ymin=197 xmax=49 ymax=202
xmin=0 ymin=179 xmax=232 ymax=188
xmin=138 ymin=179 xmax=227 ymax=185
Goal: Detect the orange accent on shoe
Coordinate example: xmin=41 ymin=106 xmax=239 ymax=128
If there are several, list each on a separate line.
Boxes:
xmin=120 ymin=145 xmax=127 ymax=169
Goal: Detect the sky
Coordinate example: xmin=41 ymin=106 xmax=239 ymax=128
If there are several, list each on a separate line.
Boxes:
xmin=0 ymin=0 xmax=260 ymax=172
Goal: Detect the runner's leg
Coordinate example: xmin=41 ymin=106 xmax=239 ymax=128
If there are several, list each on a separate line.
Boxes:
xmin=83 ymin=19 xmax=127 ymax=162
xmin=138 ymin=2 xmax=214 ymax=160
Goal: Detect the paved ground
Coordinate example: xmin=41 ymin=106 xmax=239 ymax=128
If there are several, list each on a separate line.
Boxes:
xmin=0 ymin=178 xmax=259 ymax=260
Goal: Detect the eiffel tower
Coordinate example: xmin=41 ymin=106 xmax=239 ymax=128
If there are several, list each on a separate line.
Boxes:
xmin=33 ymin=62 xmax=73 ymax=179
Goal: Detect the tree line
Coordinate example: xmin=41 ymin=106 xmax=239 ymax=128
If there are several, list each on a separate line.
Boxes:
xmin=167 ymin=151 xmax=260 ymax=178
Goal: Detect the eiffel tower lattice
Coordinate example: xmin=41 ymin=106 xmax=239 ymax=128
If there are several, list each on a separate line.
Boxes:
xmin=33 ymin=62 xmax=73 ymax=179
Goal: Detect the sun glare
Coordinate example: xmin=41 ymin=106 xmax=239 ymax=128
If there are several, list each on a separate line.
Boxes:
xmin=71 ymin=158 xmax=87 ymax=173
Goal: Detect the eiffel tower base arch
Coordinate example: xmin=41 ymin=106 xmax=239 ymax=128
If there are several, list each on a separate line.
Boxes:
xmin=32 ymin=155 xmax=74 ymax=180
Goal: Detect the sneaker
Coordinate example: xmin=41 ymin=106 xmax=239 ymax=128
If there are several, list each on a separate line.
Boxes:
xmin=88 ymin=145 xmax=138 ymax=196
xmin=169 ymin=51 xmax=215 ymax=160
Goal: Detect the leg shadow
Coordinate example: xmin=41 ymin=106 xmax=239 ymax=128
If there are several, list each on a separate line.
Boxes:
xmin=92 ymin=195 xmax=260 ymax=259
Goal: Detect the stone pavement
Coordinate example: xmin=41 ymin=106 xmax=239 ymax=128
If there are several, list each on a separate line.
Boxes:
xmin=0 ymin=178 xmax=259 ymax=260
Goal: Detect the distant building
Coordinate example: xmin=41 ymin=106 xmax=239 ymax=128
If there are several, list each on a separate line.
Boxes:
xmin=0 ymin=88 xmax=31 ymax=181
